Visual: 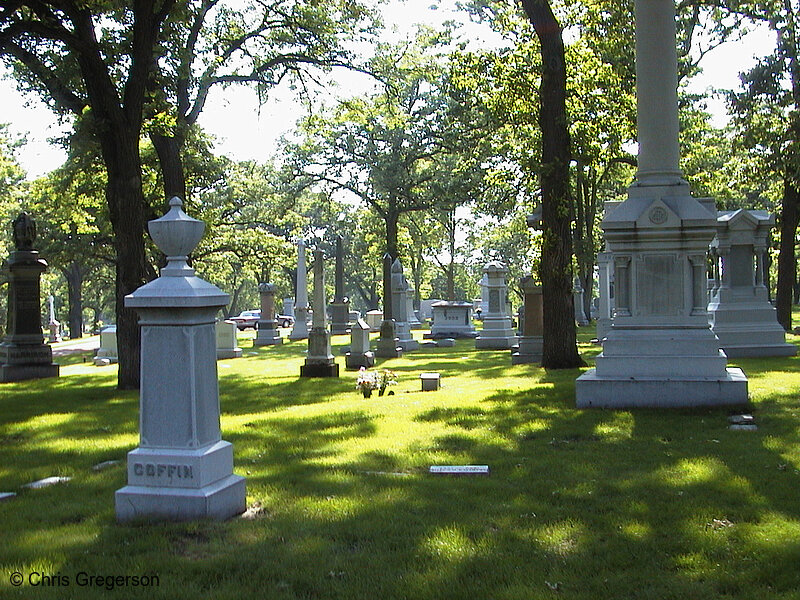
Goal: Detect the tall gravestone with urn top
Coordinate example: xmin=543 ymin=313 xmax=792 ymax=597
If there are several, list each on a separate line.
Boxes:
xmin=115 ymin=197 xmax=246 ymax=522
xmin=0 ymin=213 xmax=59 ymax=383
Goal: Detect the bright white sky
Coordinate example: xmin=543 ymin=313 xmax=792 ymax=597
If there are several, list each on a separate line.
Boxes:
xmin=0 ymin=1 xmax=777 ymax=180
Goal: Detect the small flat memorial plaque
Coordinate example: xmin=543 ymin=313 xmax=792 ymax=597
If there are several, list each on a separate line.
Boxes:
xmin=429 ymin=465 xmax=489 ymax=475
xmin=22 ymin=476 xmax=71 ymax=489
xmin=0 ymin=492 xmax=16 ymax=502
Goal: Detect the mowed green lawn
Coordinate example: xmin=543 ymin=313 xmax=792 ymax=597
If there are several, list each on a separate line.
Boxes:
xmin=2 ymin=324 xmax=800 ymax=599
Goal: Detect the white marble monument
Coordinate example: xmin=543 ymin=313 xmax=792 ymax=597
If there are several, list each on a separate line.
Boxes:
xmin=475 ymin=262 xmax=517 ymax=349
xmin=708 ymin=209 xmax=796 ymax=357
xmin=573 ymin=277 xmax=589 ymax=326
xmin=216 ymin=320 xmax=242 ymax=359
xmin=288 ymin=239 xmax=310 ymax=340
xmin=575 ymin=0 xmax=748 ymax=408
xmin=116 ymin=197 xmax=246 ymax=522
xmin=94 ymin=324 xmax=118 ymax=365
xmin=426 ymin=301 xmax=476 ymax=339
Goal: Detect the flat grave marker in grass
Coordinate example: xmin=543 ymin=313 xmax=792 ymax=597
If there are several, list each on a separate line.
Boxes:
xmin=429 ymin=465 xmax=490 ymax=475
xmin=22 ymin=476 xmax=71 ymax=489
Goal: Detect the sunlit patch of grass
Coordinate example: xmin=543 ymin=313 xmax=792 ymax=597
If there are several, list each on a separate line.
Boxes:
xmin=3 ymin=322 xmax=800 ymax=598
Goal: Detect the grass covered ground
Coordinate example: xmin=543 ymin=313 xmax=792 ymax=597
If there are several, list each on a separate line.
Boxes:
xmin=2 ymin=324 xmax=800 ymax=599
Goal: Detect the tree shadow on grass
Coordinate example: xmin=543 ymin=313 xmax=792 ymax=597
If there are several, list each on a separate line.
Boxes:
xmin=5 ymin=343 xmax=800 ymax=599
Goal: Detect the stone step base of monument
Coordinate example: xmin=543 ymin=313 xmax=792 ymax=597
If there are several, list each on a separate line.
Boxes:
xmin=476 ymin=335 xmax=518 ymax=350
xmin=511 ymin=351 xmax=542 ymax=365
xmin=115 ymin=474 xmax=246 ymax=522
xmin=575 ymin=367 xmax=749 ymax=409
xmin=398 ymin=339 xmax=419 ymax=351
xmin=0 ymin=362 xmax=59 ymax=383
xmin=424 ymin=331 xmax=478 ymax=339
xmin=300 ymin=362 xmax=339 ymax=377
xmin=345 ymin=352 xmax=375 ymax=370
xmin=595 ymin=354 xmax=729 ymax=378
xmin=253 ymin=338 xmax=282 ymax=347
xmin=216 ymin=348 xmax=243 ymax=359
xmin=718 ymin=343 xmax=797 ymax=358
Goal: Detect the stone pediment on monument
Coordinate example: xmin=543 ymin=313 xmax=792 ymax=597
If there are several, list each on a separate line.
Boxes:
xmin=603 ymin=195 xmax=716 ymax=230
xmin=718 ymin=208 xmax=772 ymax=231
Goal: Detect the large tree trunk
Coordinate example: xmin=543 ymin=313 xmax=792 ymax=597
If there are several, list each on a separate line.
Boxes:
xmin=150 ymin=132 xmax=187 ymax=201
xmin=383 ymin=209 xmax=400 ymax=318
xmin=776 ymin=177 xmax=800 ymax=330
xmin=61 ymin=262 xmax=85 ymax=339
xmin=521 ymin=0 xmax=585 ymax=368
xmin=101 ymin=130 xmax=150 ymax=389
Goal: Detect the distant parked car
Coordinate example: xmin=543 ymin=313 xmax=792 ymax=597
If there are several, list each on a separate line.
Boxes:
xmin=229 ymin=310 xmax=260 ymax=330
xmin=276 ymin=314 xmax=295 ymax=328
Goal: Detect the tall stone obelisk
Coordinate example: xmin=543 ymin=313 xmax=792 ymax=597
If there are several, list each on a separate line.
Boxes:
xmin=288 ymin=239 xmax=310 ymax=340
xmin=329 ymin=235 xmax=350 ymax=335
xmin=575 ymin=0 xmax=748 ymax=408
xmin=300 ymin=249 xmax=339 ymax=377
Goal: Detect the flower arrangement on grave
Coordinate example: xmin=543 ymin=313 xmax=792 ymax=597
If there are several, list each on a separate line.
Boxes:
xmin=355 ymin=367 xmax=397 ymax=398
xmin=376 ymin=369 xmax=397 ymax=396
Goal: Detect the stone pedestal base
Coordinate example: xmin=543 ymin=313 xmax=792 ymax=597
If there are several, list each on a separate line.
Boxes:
xmin=476 ymin=334 xmax=518 ymax=349
xmin=511 ymin=336 xmax=542 ymax=364
xmin=576 ymin=367 xmax=748 ymax=408
xmin=375 ymin=320 xmax=403 ymax=358
xmin=0 ymin=362 xmax=59 ymax=382
xmin=709 ymin=303 xmax=796 ymax=358
xmin=345 ymin=351 xmax=375 ymax=370
xmin=288 ymin=307 xmax=310 ymax=340
xmin=300 ymin=362 xmax=340 ymax=377
xmin=254 ymin=323 xmax=282 ymax=346
xmin=115 ymin=441 xmax=246 ymax=522
xmin=476 ymin=317 xmax=517 ymax=349
xmin=116 ymin=474 xmax=246 ymax=522
xmin=216 ymin=348 xmax=242 ymax=359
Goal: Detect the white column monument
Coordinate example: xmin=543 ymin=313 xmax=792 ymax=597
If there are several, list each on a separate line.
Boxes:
xmin=288 ymin=239 xmax=310 ymax=340
xmin=116 ymin=197 xmax=246 ymax=521
xmin=575 ymin=0 xmax=748 ymax=408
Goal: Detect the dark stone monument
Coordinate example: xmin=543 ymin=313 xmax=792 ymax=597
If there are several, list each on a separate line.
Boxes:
xmin=375 ymin=253 xmax=402 ymax=358
xmin=0 ymin=213 xmax=60 ymax=383
xmin=329 ymin=235 xmax=351 ymax=335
